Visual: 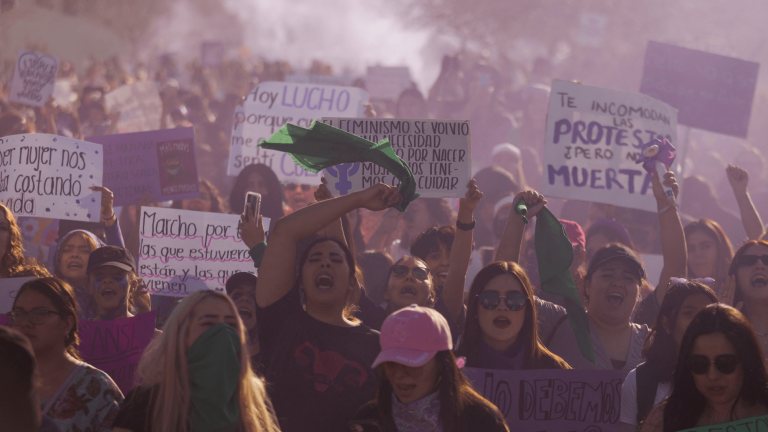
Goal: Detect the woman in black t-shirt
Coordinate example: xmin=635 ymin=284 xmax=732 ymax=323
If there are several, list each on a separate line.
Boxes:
xmin=256 ymin=183 xmax=402 ymax=432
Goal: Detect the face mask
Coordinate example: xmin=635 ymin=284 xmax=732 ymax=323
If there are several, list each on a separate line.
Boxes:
xmin=187 ymin=322 xmax=241 ymax=432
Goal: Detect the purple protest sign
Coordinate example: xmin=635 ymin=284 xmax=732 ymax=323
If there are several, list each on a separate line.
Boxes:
xmin=462 ymin=367 xmax=621 ymax=432
xmin=640 ymin=41 xmax=760 ymax=138
xmin=87 ymin=127 xmax=199 ymax=207
xmin=77 ymin=311 xmax=157 ymax=394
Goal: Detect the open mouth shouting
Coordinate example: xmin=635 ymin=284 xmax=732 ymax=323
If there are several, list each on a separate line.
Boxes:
xmin=394 ymin=383 xmax=418 ymax=399
xmin=314 ymin=271 xmax=335 ymax=291
xmin=99 ymin=286 xmax=118 ymax=300
xmin=67 ymin=261 xmax=84 ymax=271
xmin=238 ymin=307 xmax=254 ymax=320
xmin=400 ymin=285 xmax=417 ymax=297
xmin=751 ymin=273 xmax=768 ymax=288
xmin=493 ymin=316 xmax=511 ymax=329
xmin=606 ymin=291 xmax=625 ymax=306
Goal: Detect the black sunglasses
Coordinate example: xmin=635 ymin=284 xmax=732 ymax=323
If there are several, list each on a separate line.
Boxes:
xmin=390 ymin=264 xmax=430 ymax=281
xmin=738 ymin=255 xmax=768 ymax=267
xmin=478 ymin=291 xmax=527 ymax=311
xmin=688 ymin=354 xmax=740 ymax=375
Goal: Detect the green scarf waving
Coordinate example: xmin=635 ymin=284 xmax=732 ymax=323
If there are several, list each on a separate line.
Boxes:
xmin=517 ymin=204 xmax=595 ymax=363
xmin=258 ymin=121 xmax=419 ymax=211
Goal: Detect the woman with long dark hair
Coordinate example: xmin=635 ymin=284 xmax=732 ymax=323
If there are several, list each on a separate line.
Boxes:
xmin=229 ymin=163 xmax=285 ymax=220
xmin=619 ymin=280 xmax=718 ymax=431
xmin=685 ymin=219 xmax=734 ymax=287
xmin=640 ymin=304 xmax=768 ymax=431
xmin=256 ymin=182 xmax=401 ymax=432
xmin=352 ymin=305 xmax=509 ymax=432
xmin=456 ymin=261 xmax=570 ymax=370
xmin=0 ymin=203 xmax=49 ymax=278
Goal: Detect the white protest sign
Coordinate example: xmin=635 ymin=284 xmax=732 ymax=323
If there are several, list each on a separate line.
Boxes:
xmin=8 ymin=50 xmax=60 ymax=107
xmin=365 ymin=66 xmax=412 ymax=100
xmin=321 ymin=118 xmax=471 ymax=198
xmin=138 ymin=207 xmax=270 ymax=296
xmin=105 ymin=81 xmax=163 ymax=134
xmin=228 ymin=82 xmax=368 ymax=182
xmin=542 ymin=80 xmax=679 ymax=211
xmin=0 ymin=277 xmax=36 ymax=313
xmin=285 ymin=73 xmax=354 ymax=87
xmin=0 ymin=134 xmax=103 ymax=222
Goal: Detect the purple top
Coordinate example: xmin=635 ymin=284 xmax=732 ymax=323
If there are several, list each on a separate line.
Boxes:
xmin=475 ymin=336 xmax=527 ymax=370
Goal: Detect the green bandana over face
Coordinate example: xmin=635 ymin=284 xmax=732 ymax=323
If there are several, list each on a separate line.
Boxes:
xmin=258 ymin=120 xmax=420 ymax=211
xmin=518 ymin=204 xmax=595 ymax=363
xmin=187 ymin=322 xmax=241 ymax=432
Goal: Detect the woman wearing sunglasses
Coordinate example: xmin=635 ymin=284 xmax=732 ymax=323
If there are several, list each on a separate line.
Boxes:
xmin=639 ymin=304 xmax=768 ymax=431
xmin=620 ymin=280 xmax=718 ymax=432
xmin=721 ymin=240 xmax=768 ymax=365
xmin=455 ymin=261 xmax=570 ymax=370
xmin=10 ymin=277 xmax=123 ymax=432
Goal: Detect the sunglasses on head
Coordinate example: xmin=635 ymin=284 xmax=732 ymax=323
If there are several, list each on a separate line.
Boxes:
xmin=738 ymin=254 xmax=768 ymax=267
xmin=390 ymin=264 xmax=430 ymax=281
xmin=478 ymin=290 xmax=527 ymax=311
xmin=668 ymin=277 xmax=716 ymax=288
xmin=688 ymin=354 xmax=740 ymax=375
xmin=285 ymin=183 xmax=311 ymax=192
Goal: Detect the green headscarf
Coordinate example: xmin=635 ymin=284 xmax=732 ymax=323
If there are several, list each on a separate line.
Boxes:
xmin=187 ymin=322 xmax=241 ymax=432
xmin=258 ymin=120 xmax=420 ymax=211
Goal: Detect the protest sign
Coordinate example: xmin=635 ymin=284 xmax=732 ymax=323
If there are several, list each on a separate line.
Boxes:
xmin=365 ymin=66 xmax=412 ymax=100
xmin=321 ymin=118 xmax=471 ymax=198
xmin=0 ymin=277 xmax=36 ymax=313
xmin=542 ymin=80 xmax=679 ymax=212
xmin=17 ymin=216 xmax=60 ymax=265
xmin=227 ymin=82 xmax=368 ymax=182
xmin=677 ymin=415 xmax=768 ymax=432
xmin=78 ymin=311 xmax=157 ymax=394
xmin=463 ymin=367 xmax=621 ymax=432
xmin=8 ymin=50 xmax=60 ymax=107
xmin=285 ymin=73 xmax=354 ymax=87
xmin=87 ymin=127 xmax=199 ymax=207
xmin=138 ymin=207 xmax=269 ymax=296
xmin=0 ymin=134 xmax=103 ymax=221
xmin=640 ymin=41 xmax=759 ymax=138
xmin=201 ymin=41 xmax=225 ymax=68
xmin=105 ymin=81 xmax=163 ymax=134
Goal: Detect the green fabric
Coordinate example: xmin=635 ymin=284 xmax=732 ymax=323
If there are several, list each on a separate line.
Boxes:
xmin=674 ymin=414 xmax=768 ymax=432
xmin=248 ymin=241 xmax=267 ymax=268
xmin=258 ymin=121 xmax=420 ymax=211
xmin=187 ymin=323 xmax=241 ymax=432
xmin=525 ymin=205 xmax=595 ymax=363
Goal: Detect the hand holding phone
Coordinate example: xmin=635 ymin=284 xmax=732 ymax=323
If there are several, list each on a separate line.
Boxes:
xmin=245 ymin=192 xmax=261 ymax=219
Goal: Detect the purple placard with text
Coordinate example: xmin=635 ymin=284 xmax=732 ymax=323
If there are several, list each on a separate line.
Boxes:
xmin=87 ymin=128 xmax=199 ymax=207
xmin=462 ymin=367 xmax=621 ymax=432
xmin=77 ymin=311 xmax=157 ymax=394
xmin=640 ymin=41 xmax=759 ymax=138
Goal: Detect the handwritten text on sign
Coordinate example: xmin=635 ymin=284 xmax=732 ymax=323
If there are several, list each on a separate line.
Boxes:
xmin=321 ymin=118 xmax=471 ymax=198
xmin=87 ymin=127 xmax=199 ymax=207
xmin=677 ymin=415 xmax=768 ymax=432
xmin=105 ymin=81 xmax=163 ymax=134
xmin=640 ymin=41 xmax=759 ymax=139
xmin=9 ymin=50 xmax=60 ymax=107
xmin=78 ymin=311 xmax=157 ymax=395
xmin=138 ymin=207 xmax=269 ymax=296
xmin=463 ymin=367 xmax=621 ymax=432
xmin=228 ymin=82 xmax=368 ymax=181
xmin=0 ymin=277 xmax=36 ymax=314
xmin=542 ymin=80 xmax=679 ymax=212
xmin=0 ymin=134 xmax=103 ymax=222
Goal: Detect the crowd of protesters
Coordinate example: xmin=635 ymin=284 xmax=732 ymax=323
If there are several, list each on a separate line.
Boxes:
xmin=1 ymin=49 xmax=768 ymax=432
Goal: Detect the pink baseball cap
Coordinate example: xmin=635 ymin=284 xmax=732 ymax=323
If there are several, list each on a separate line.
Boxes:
xmin=560 ymin=219 xmax=586 ymax=250
xmin=372 ymin=305 xmax=452 ymax=368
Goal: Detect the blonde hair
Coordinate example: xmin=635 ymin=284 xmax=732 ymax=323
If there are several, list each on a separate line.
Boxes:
xmin=136 ymin=290 xmax=279 ymax=432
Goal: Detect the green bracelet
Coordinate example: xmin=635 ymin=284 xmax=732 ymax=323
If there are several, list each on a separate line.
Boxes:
xmin=249 ymin=241 xmax=267 ymax=268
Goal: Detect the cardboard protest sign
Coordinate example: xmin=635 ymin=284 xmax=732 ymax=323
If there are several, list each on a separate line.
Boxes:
xmin=8 ymin=50 xmax=60 ymax=107
xmin=677 ymin=415 xmax=768 ymax=432
xmin=321 ymin=118 xmax=471 ymax=198
xmin=78 ymin=311 xmax=157 ymax=394
xmin=138 ymin=207 xmax=269 ymax=296
xmin=542 ymin=80 xmax=679 ymax=212
xmin=0 ymin=134 xmax=103 ymax=221
xmin=105 ymin=81 xmax=163 ymax=134
xmin=201 ymin=41 xmax=225 ymax=68
xmin=640 ymin=41 xmax=759 ymax=138
xmin=365 ymin=66 xmax=412 ymax=100
xmin=87 ymin=127 xmax=199 ymax=207
xmin=0 ymin=277 xmax=36 ymax=313
xmin=463 ymin=367 xmax=621 ymax=432
xmin=228 ymin=82 xmax=368 ymax=182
